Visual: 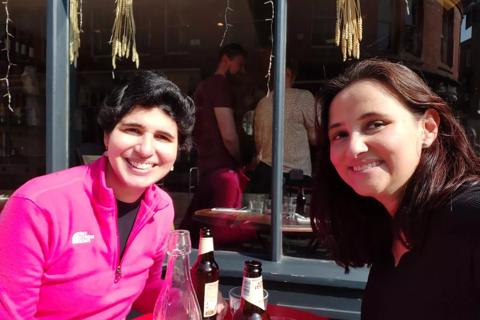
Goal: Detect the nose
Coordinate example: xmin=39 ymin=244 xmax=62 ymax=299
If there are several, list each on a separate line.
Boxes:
xmin=135 ymin=134 xmax=154 ymax=157
xmin=348 ymin=133 xmax=368 ymax=158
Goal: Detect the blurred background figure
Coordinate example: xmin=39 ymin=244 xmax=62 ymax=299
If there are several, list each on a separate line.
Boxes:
xmin=181 ymin=43 xmax=255 ymax=247
xmin=248 ymin=58 xmax=317 ymax=194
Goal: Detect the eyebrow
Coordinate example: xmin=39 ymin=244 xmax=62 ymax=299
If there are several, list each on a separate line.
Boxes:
xmin=120 ymin=121 xmax=177 ymax=139
xmin=328 ymin=111 xmax=385 ymax=131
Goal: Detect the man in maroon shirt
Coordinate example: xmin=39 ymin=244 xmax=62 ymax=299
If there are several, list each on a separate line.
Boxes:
xmin=183 ymin=44 xmax=253 ymax=246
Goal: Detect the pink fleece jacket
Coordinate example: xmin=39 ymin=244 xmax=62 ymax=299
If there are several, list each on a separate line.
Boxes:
xmin=0 ymin=156 xmax=174 ymax=319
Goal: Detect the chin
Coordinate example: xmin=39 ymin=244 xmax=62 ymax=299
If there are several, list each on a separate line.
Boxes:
xmin=351 ymin=185 xmax=382 ymax=198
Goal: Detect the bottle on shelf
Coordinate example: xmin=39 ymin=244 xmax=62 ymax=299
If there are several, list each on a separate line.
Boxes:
xmin=232 ymin=260 xmax=271 ymax=320
xmin=28 ymin=34 xmax=35 ymax=61
xmin=191 ymin=227 xmax=220 ymax=320
xmin=13 ymin=94 xmax=24 ymax=126
xmin=295 ymin=187 xmax=306 ymax=215
xmin=20 ymin=32 xmax=28 ymax=59
xmin=0 ymin=100 xmax=5 ymax=125
xmin=14 ymin=29 xmax=21 ymax=58
xmin=153 ymin=229 xmax=202 ymax=320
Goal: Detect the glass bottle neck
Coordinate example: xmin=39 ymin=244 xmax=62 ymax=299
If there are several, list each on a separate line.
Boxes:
xmin=165 ymin=253 xmax=194 ymax=288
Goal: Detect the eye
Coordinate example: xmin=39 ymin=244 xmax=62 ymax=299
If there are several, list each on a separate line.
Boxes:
xmin=154 ymin=133 xmax=175 ymax=142
xmin=123 ymin=127 xmax=141 ymax=135
xmin=366 ymin=120 xmax=386 ymax=131
xmin=329 ymin=130 xmax=348 ymax=142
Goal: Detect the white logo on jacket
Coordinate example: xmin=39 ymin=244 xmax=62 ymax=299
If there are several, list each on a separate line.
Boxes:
xmin=71 ymin=231 xmax=95 ymax=244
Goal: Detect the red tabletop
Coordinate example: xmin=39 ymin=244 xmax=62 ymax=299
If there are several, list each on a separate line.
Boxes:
xmin=134 ymin=303 xmax=329 ymax=320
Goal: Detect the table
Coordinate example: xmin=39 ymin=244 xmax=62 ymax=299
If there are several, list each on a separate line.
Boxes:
xmin=193 ymin=208 xmax=316 ymax=253
xmin=133 ymin=303 xmax=329 ymax=320
xmin=193 ymin=208 xmax=313 ymax=233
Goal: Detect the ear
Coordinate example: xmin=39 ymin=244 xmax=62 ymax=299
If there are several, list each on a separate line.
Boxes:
xmin=421 ymin=109 xmax=440 ymax=148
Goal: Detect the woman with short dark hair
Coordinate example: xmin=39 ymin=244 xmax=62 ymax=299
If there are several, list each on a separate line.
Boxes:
xmin=0 ymin=71 xmax=200 ymax=318
xmin=311 ymin=59 xmax=480 ymax=319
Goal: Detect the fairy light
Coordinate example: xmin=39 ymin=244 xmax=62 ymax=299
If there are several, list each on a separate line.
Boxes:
xmin=1 ymin=1 xmax=13 ymax=112
xmin=219 ymin=0 xmax=233 ymax=47
xmin=264 ymin=0 xmax=274 ymax=97
xmin=405 ymin=0 xmax=410 ymax=15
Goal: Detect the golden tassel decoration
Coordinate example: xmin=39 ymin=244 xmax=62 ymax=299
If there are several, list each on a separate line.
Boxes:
xmin=110 ymin=0 xmax=139 ymax=71
xmin=69 ymin=0 xmax=81 ymax=66
xmin=335 ymin=0 xmax=362 ymax=61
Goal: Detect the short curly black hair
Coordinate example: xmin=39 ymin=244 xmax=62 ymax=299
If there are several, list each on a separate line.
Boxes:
xmin=97 ymin=71 xmax=195 ymax=151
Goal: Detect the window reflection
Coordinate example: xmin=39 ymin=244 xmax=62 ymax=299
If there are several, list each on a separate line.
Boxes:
xmin=0 ymin=1 xmax=46 ymax=189
xmin=66 ymin=0 xmax=471 ymax=260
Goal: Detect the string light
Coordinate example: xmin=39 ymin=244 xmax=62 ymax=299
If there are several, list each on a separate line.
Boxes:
xmin=264 ymin=0 xmax=274 ymax=97
xmin=1 ymin=0 xmax=13 ymax=112
xmin=219 ymin=0 xmax=233 ymax=47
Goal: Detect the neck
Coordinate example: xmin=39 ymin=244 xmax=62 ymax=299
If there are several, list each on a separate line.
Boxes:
xmin=105 ymin=163 xmax=145 ymax=203
xmin=376 ymin=191 xmax=403 ymax=216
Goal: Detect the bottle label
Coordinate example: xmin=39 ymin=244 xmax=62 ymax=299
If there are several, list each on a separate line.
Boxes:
xmin=241 ymin=276 xmax=265 ymax=310
xmin=203 ymin=280 xmax=219 ymax=317
xmin=199 ymin=237 xmax=214 ymax=255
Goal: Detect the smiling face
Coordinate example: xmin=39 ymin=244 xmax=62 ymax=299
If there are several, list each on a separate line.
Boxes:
xmin=104 ymin=106 xmax=178 ymax=202
xmin=328 ymin=80 xmax=426 ymax=214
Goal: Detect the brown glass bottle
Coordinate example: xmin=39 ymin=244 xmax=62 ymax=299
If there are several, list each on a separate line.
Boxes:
xmin=232 ymin=260 xmax=271 ymax=320
xmin=191 ymin=227 xmax=220 ymax=320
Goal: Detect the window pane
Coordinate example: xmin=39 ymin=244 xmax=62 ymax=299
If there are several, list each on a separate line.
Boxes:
xmin=0 ymin=1 xmax=46 ymax=190
xmin=72 ymin=0 xmax=272 ymax=256
xmin=69 ymin=0 xmax=469 ymax=262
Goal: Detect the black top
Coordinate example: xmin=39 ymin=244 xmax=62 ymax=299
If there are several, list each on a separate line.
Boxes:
xmin=116 ymin=198 xmax=141 ymax=259
xmin=361 ymin=183 xmax=480 ymax=320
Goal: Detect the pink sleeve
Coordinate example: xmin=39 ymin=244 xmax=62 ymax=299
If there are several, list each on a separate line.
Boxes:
xmin=0 ymin=196 xmax=51 ymax=318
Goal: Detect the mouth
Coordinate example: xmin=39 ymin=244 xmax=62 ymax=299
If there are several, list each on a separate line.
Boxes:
xmin=350 ymin=160 xmax=383 ymax=173
xmin=126 ymin=159 xmax=157 ymax=170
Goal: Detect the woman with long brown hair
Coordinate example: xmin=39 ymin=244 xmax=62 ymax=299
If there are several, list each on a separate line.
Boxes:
xmin=311 ymin=59 xmax=480 ymax=319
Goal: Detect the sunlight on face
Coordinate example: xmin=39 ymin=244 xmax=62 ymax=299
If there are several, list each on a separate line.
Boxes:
xmin=328 ymin=80 xmax=424 ymax=213
xmin=104 ymin=106 xmax=178 ymax=202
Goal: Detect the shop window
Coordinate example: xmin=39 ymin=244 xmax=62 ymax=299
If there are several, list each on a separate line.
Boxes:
xmin=311 ymin=1 xmax=336 ymax=47
xmin=165 ymin=0 xmax=192 ymax=54
xmin=404 ymin=0 xmax=423 ymax=56
xmin=0 ymin=1 xmax=47 ymax=189
xmin=376 ymin=0 xmax=395 ymax=51
xmin=441 ymin=8 xmax=454 ymax=66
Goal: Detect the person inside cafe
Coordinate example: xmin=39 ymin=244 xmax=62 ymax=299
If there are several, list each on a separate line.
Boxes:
xmin=310 ymin=59 xmax=480 ymax=319
xmin=0 ymin=71 xmax=226 ymax=319
xmin=249 ymin=57 xmax=317 ymax=194
xmin=181 ymin=43 xmax=256 ymax=247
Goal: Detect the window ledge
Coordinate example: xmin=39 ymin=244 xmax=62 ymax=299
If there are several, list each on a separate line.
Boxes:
xmin=192 ymin=249 xmax=369 ymax=289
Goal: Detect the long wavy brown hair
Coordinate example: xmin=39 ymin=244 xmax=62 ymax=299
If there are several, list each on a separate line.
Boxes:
xmin=311 ymin=59 xmax=480 ymax=270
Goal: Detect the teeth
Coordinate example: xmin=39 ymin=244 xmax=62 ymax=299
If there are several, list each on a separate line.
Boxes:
xmin=128 ymin=160 xmax=155 ymax=170
xmin=352 ymin=161 xmax=381 ymax=172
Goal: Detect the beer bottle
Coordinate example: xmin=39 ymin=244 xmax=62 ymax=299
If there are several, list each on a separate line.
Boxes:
xmin=232 ymin=260 xmax=271 ymax=320
xmin=191 ymin=227 xmax=220 ymax=320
